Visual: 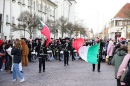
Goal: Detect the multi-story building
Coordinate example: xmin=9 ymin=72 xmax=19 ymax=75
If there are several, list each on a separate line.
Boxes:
xmin=108 ymin=3 xmax=130 ymax=41
xmin=0 ymin=0 xmax=76 ymax=40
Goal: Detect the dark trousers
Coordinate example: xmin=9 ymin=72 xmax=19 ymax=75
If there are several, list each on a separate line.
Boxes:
xmin=28 ymin=51 xmax=32 ymax=61
xmin=8 ymin=56 xmax=12 ymax=70
xmin=5 ymin=56 xmax=9 ymax=70
xmin=92 ymin=57 xmax=101 ymax=71
xmin=58 ymin=50 xmax=61 ymax=61
xmin=39 ymin=57 xmax=45 ymax=71
xmin=0 ymin=56 xmax=4 ymax=69
xmin=117 ymin=79 xmax=121 ymax=86
xmin=64 ymin=51 xmax=69 ymax=65
xmin=71 ymin=50 xmax=75 ymax=61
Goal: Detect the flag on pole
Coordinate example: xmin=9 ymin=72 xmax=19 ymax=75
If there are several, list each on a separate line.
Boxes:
xmin=38 ymin=18 xmax=51 ymax=47
xmin=72 ymin=38 xmax=84 ymax=52
xmin=78 ymin=43 xmax=100 ymax=64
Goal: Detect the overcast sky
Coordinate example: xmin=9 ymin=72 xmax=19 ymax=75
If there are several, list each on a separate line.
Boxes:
xmin=75 ymin=0 xmax=130 ymax=33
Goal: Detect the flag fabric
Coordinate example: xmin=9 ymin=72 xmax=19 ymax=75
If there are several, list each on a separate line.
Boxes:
xmin=38 ymin=18 xmax=51 ymax=47
xmin=78 ymin=43 xmax=100 ymax=64
xmin=72 ymin=38 xmax=84 ymax=52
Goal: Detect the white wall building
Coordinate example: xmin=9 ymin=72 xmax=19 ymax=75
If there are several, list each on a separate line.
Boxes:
xmin=0 ymin=0 xmax=76 ymax=40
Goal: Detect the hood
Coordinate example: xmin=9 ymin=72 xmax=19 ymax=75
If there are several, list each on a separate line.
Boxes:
xmin=117 ymin=46 xmax=127 ymax=56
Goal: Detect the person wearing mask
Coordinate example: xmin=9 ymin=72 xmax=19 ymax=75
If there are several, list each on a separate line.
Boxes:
xmin=11 ymin=40 xmax=25 ymax=82
xmin=38 ymin=39 xmax=47 ymax=73
xmin=111 ymin=45 xmax=128 ymax=86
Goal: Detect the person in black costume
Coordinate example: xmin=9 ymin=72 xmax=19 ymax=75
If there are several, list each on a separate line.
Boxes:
xmin=38 ymin=39 xmax=47 ymax=73
xmin=63 ymin=38 xmax=70 ymax=66
xmin=92 ymin=39 xmax=103 ymax=72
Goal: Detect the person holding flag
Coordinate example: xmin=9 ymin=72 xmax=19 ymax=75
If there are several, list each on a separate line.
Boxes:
xmin=38 ymin=18 xmax=51 ymax=73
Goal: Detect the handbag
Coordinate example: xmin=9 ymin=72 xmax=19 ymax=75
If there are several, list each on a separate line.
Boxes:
xmin=105 ymin=55 xmax=109 ymax=62
xmin=120 ymin=69 xmax=128 ymax=82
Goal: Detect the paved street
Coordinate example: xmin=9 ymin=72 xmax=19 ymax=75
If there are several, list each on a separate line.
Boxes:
xmin=0 ymin=59 xmax=116 ymax=86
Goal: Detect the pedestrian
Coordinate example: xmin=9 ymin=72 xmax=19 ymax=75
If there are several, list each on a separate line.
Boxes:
xmin=11 ymin=40 xmax=25 ymax=82
xmin=111 ymin=45 xmax=128 ymax=86
xmin=107 ymin=40 xmax=114 ymax=65
xmin=117 ymin=41 xmax=130 ymax=86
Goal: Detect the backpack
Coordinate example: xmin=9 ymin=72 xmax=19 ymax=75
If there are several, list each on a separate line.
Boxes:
xmin=124 ymin=59 xmax=130 ymax=85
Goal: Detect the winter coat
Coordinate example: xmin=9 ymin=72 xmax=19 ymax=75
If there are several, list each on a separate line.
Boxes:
xmin=107 ymin=44 xmax=114 ymax=56
xmin=117 ymin=54 xmax=130 ymax=85
xmin=111 ymin=46 xmax=127 ymax=79
xmin=11 ymin=47 xmax=22 ymax=64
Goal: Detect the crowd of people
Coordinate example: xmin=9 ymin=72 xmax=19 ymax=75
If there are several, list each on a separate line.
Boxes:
xmin=0 ymin=37 xmax=130 ymax=85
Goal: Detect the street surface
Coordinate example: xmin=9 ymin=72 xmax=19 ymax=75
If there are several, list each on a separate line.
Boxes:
xmin=0 ymin=59 xmax=116 ymax=86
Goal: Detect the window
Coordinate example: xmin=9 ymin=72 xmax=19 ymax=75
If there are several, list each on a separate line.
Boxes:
xmin=34 ymin=1 xmax=35 ymax=10
xmin=6 ymin=15 xmax=8 ymax=23
xmin=28 ymin=0 xmax=30 ymax=7
xmin=12 ymin=17 xmax=15 ymax=24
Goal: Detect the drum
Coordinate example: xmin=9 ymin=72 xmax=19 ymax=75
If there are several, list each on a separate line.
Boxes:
xmin=47 ymin=50 xmax=52 ymax=54
xmin=60 ymin=51 xmax=63 ymax=54
xmin=74 ymin=50 xmax=77 ymax=53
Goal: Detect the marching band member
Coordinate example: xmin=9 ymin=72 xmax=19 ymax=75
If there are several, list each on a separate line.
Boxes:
xmin=63 ymin=38 xmax=70 ymax=66
xmin=38 ymin=39 xmax=47 ymax=73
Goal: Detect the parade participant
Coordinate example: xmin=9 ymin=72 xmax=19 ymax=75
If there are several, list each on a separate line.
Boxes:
xmin=92 ymin=38 xmax=103 ymax=72
xmin=57 ymin=39 xmax=63 ymax=61
xmin=20 ymin=40 xmax=29 ymax=66
xmin=28 ymin=39 xmax=35 ymax=62
xmin=11 ymin=40 xmax=25 ymax=82
xmin=49 ymin=38 xmax=55 ymax=59
xmin=63 ymin=37 xmax=70 ymax=66
xmin=70 ymin=38 xmax=75 ymax=61
xmin=38 ymin=39 xmax=47 ymax=73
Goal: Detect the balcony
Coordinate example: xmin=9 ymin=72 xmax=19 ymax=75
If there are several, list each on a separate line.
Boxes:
xmin=22 ymin=0 xmax=26 ymax=7
xmin=12 ymin=0 xmax=16 ymax=3
xmin=6 ymin=15 xmax=10 ymax=26
xmin=18 ymin=0 xmax=21 ymax=5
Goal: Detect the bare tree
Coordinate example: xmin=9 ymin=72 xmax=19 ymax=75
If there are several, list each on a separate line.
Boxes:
xmin=11 ymin=11 xmax=41 ymax=38
xmin=66 ymin=22 xmax=74 ymax=38
xmin=56 ymin=16 xmax=68 ymax=38
xmin=46 ymin=19 xmax=58 ymax=37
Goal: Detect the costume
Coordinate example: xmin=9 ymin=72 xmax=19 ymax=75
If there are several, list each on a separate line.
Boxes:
xmin=21 ymin=40 xmax=29 ymax=66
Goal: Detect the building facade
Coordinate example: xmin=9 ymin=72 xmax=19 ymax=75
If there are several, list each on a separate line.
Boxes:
xmin=0 ymin=0 xmax=76 ymax=40
xmin=108 ymin=3 xmax=130 ymax=41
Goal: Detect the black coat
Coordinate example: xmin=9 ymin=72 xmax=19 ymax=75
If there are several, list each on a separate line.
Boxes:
xmin=11 ymin=47 xmax=22 ymax=63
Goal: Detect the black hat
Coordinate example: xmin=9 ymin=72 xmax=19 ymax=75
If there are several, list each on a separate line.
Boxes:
xmin=120 ymin=40 xmax=126 ymax=45
xmin=65 ymin=37 xmax=70 ymax=40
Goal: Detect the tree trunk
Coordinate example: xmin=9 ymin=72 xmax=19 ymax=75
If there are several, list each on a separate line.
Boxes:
xmin=30 ymin=34 xmax=32 ymax=39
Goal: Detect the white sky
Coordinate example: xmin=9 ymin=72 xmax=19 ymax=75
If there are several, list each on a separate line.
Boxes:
xmin=75 ymin=0 xmax=130 ymax=33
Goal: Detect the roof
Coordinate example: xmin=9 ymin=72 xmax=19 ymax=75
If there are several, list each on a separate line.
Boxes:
xmin=69 ymin=0 xmax=77 ymax=3
xmin=67 ymin=0 xmax=72 ymax=5
xmin=114 ymin=3 xmax=130 ymax=18
xmin=47 ymin=0 xmax=57 ymax=7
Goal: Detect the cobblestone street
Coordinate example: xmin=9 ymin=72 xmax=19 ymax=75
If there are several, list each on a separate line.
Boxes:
xmin=0 ymin=60 xmax=116 ymax=86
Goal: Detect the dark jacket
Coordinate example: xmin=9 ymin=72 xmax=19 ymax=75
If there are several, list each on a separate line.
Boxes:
xmin=11 ymin=47 xmax=22 ymax=63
